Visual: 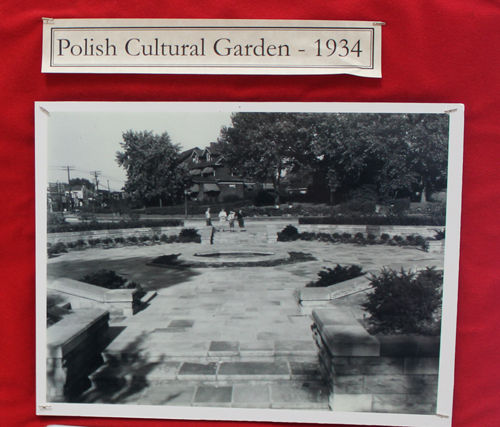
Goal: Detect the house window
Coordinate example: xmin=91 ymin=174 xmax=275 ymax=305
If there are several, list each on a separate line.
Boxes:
xmin=229 ymin=184 xmax=236 ymax=188
xmin=206 ymin=153 xmax=211 ymax=161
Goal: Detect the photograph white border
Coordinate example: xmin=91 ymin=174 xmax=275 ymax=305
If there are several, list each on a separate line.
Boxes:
xmin=36 ymin=102 xmax=464 ymax=427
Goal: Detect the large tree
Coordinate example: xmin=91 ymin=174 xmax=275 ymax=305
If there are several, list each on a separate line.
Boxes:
xmin=217 ymin=112 xmax=316 ymax=197
xmin=311 ymin=113 xmax=449 ymax=203
xmin=116 ymin=130 xmax=187 ymax=206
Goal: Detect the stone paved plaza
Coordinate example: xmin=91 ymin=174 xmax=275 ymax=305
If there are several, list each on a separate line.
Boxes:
xmin=47 ymin=224 xmax=444 ymax=409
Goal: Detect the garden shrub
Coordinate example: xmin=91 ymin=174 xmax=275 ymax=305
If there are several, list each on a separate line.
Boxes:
xmin=434 ymin=229 xmax=445 ymax=240
xmin=80 ymin=269 xmax=127 ymax=289
xmin=415 ymin=235 xmax=426 ymax=246
xmin=355 ymin=232 xmax=364 ymax=239
xmin=76 ymin=239 xmax=86 ymax=247
xmin=47 ymin=242 xmax=68 ymax=257
xmin=160 ymin=234 xmax=169 ymax=242
xmin=139 ymin=235 xmax=151 ymax=242
xmin=177 ymin=228 xmax=201 ymax=243
xmin=367 ymin=233 xmax=376 ymax=240
xmin=114 ymin=237 xmax=125 ymax=244
xmin=102 ymin=237 xmax=112 ymax=245
xmin=127 ymin=236 xmax=138 ymax=243
xmin=88 ymin=238 xmax=101 ymax=246
xmin=277 ymin=225 xmax=300 ymax=242
xmin=306 ymin=264 xmax=365 ymax=288
xmin=47 ymin=212 xmax=66 ymax=225
xmin=391 ymin=198 xmax=411 ymax=215
xmin=362 ymin=267 xmax=443 ymax=335
xmin=253 ymin=189 xmax=276 ymax=207
xmin=80 ymin=269 xmax=145 ymax=295
xmin=380 ymin=233 xmax=390 ymax=241
xmin=342 ymin=232 xmax=352 ymax=239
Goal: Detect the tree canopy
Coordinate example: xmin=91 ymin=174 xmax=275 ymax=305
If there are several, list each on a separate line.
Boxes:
xmin=217 ymin=112 xmax=317 ymax=193
xmin=218 ymin=112 xmax=449 ymax=204
xmin=116 ymin=130 xmax=187 ymax=206
xmin=69 ymin=178 xmax=94 ymax=190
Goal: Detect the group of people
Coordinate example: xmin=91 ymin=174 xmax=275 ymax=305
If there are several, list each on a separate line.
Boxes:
xmin=205 ymin=207 xmax=245 ymax=232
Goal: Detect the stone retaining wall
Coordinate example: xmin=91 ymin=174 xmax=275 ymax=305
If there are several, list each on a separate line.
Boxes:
xmin=47 ymin=226 xmax=186 ymax=245
xmin=48 ymin=278 xmax=139 ymax=316
xmin=47 ymin=309 xmax=109 ymax=402
xmin=311 ymin=308 xmax=440 ymax=414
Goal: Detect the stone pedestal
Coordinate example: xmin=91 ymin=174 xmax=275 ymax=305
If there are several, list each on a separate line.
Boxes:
xmin=311 ymin=308 xmax=440 ymax=414
xmin=47 ymin=309 xmax=109 ymax=402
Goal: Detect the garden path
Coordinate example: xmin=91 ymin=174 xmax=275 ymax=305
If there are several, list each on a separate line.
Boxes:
xmin=47 ymin=233 xmax=444 ymax=409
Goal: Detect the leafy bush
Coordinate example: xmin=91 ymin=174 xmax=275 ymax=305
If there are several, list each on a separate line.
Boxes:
xmin=88 ymin=238 xmax=102 ymax=246
xmin=47 ymin=212 xmax=66 ymax=225
xmin=114 ymin=237 xmax=125 ymax=244
xmin=362 ymin=267 xmax=443 ymax=335
xmin=380 ymin=233 xmax=390 ymax=241
xmin=434 ymin=229 xmax=445 ymax=240
xmin=80 ymin=269 xmax=127 ymax=289
xmin=47 ymin=242 xmax=68 ymax=257
xmin=80 ymin=269 xmax=145 ymax=296
xmin=277 ymin=225 xmax=300 ymax=242
xmin=177 ymin=228 xmax=201 ymax=243
xmin=253 ymin=189 xmax=276 ymax=207
xmin=139 ymin=235 xmax=151 ymax=242
xmin=391 ymin=198 xmax=411 ymax=215
xmin=127 ymin=236 xmax=138 ymax=243
xmin=306 ymin=264 xmax=364 ymax=288
xmin=355 ymin=232 xmax=364 ymax=239
xmin=102 ymin=237 xmax=113 ymax=245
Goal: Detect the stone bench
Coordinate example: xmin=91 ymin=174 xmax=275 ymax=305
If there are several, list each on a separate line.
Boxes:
xmin=311 ymin=308 xmax=440 ymax=414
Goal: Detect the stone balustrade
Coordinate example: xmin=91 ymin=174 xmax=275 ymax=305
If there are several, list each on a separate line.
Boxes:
xmin=311 ymin=308 xmax=440 ymax=414
xmin=47 ymin=309 xmax=109 ymax=402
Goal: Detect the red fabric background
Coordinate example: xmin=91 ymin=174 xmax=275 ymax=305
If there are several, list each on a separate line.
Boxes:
xmin=1 ymin=1 xmax=499 ymax=426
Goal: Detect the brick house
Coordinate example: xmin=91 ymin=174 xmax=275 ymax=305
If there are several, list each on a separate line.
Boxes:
xmin=179 ymin=143 xmax=247 ymax=203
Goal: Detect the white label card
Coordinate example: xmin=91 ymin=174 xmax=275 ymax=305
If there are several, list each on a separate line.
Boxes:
xmin=41 ymin=19 xmax=382 ymax=77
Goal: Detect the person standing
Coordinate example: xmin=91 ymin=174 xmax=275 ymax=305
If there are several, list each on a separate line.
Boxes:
xmin=236 ymin=209 xmax=245 ymax=229
xmin=205 ymin=207 xmax=212 ymax=226
xmin=228 ymin=211 xmax=236 ymax=231
xmin=218 ymin=208 xmax=227 ymax=231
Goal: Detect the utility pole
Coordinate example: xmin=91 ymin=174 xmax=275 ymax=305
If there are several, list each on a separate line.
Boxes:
xmin=62 ymin=166 xmax=75 ymax=211
xmin=90 ymin=171 xmax=101 ymax=210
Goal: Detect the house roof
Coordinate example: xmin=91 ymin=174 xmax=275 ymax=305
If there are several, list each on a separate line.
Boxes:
xmin=178 ymin=147 xmax=202 ymax=163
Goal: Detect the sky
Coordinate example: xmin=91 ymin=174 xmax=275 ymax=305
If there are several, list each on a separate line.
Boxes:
xmin=47 ymin=110 xmax=233 ymax=191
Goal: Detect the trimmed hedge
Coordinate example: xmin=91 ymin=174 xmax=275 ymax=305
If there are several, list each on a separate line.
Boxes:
xmin=48 ymin=219 xmax=183 ymax=233
xmin=299 ymin=214 xmax=445 ymax=226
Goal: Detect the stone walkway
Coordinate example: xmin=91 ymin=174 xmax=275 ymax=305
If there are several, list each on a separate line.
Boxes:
xmin=47 ymin=229 xmax=444 ymax=409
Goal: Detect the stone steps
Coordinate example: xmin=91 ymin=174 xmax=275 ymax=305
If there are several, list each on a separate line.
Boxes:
xmin=81 ymin=338 xmax=329 ymax=409
xmin=81 ymin=358 xmax=329 ymax=409
xmin=80 ymin=377 xmax=330 ymax=409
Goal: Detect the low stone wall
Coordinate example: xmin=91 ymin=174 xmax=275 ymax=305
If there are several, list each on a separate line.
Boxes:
xmin=47 ymin=226 xmax=186 ymax=245
xmin=311 ymin=308 xmax=440 ymax=414
xmin=48 ymin=278 xmax=139 ymax=316
xmin=47 ymin=309 xmax=109 ymax=402
xmin=298 ymin=224 xmax=441 ymax=239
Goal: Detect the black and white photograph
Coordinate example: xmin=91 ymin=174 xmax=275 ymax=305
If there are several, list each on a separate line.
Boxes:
xmin=36 ymin=102 xmax=463 ymax=426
